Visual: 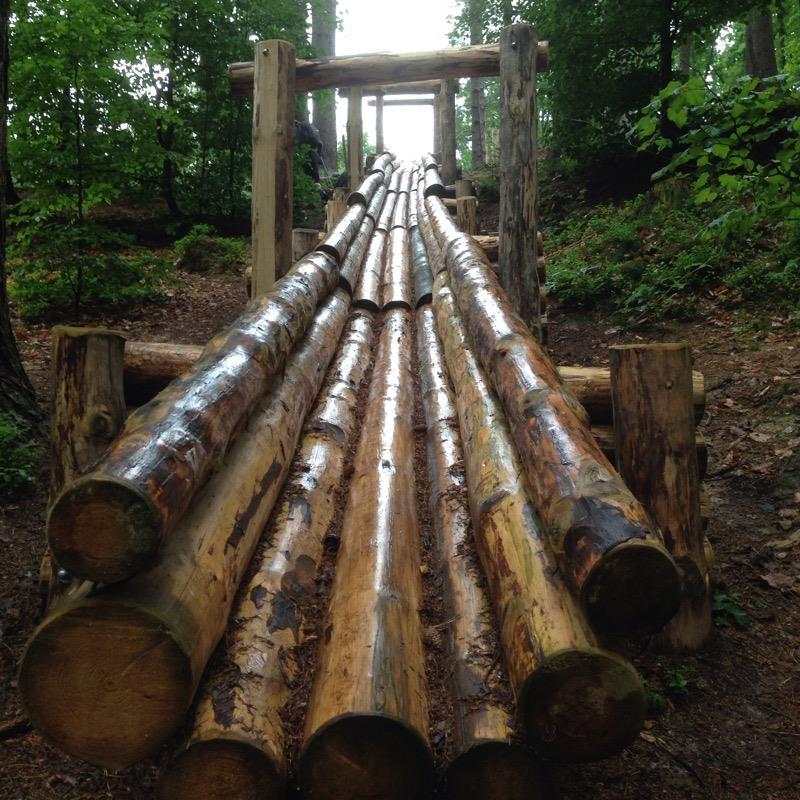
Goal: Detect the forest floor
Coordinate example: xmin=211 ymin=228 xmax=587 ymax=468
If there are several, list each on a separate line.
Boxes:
xmin=0 ymin=259 xmax=798 ymax=798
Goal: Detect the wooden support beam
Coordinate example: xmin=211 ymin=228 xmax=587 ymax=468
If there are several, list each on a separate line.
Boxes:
xmin=251 ymin=40 xmax=296 ymax=296
xmin=340 ymin=80 xmax=441 ymax=96
xmin=498 ymin=24 xmax=539 ymax=334
xmin=375 ymin=92 xmax=384 ymax=152
xmin=457 ymin=196 xmax=479 ymax=235
xmin=610 ymin=344 xmax=711 ymax=651
xmin=440 ymin=79 xmax=458 ymax=186
xmin=433 ymin=93 xmax=442 ymax=156
xmin=229 ymin=42 xmax=550 ymax=96
xmin=367 ymin=97 xmax=435 ymax=106
xmin=347 ymin=88 xmax=363 ymax=188
xmin=455 ymin=178 xmax=474 ymax=198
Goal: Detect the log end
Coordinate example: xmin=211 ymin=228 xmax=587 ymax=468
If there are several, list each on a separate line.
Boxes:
xmin=519 ymin=648 xmax=646 ymax=763
xmin=444 ymin=741 xmax=549 ymax=800
xmin=48 ymin=475 xmax=162 ymax=584
xmin=159 ymin=739 xmax=283 ymax=800
xmin=582 ymin=538 xmax=682 ymax=636
xmin=298 ymin=714 xmax=433 ymax=800
xmin=651 ymin=556 xmax=712 ymax=652
xmin=19 ymin=601 xmax=192 ymax=768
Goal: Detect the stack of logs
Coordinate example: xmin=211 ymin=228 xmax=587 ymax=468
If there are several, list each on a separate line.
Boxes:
xmin=21 ymin=155 xmax=712 ymax=800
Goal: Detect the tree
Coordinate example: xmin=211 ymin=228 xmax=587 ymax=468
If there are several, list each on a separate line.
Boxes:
xmin=312 ymin=0 xmax=337 ymax=173
xmin=0 ymin=0 xmax=38 ymax=422
xmin=469 ymin=0 xmax=487 ymax=168
xmin=746 ymin=7 xmax=779 ymax=78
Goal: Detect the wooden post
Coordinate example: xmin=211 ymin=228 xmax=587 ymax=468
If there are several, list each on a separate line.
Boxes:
xmin=498 ymin=24 xmax=539 ymax=334
xmin=375 ymin=91 xmax=385 ymax=152
xmin=251 ymin=40 xmax=296 ymax=296
xmin=610 ymin=344 xmax=711 ymax=651
xmin=455 ymin=178 xmax=474 ymax=198
xmin=292 ymin=227 xmax=320 ymax=261
xmin=440 ymin=79 xmax=457 ymax=185
xmin=347 ymin=87 xmax=363 ymax=188
xmin=433 ymin=93 xmax=442 ymax=157
xmin=325 ymin=189 xmax=348 ymax=232
xmin=457 ymin=196 xmax=478 ymax=235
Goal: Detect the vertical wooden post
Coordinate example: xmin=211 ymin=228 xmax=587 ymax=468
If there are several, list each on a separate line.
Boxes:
xmin=455 ymin=178 xmax=474 ymax=198
xmin=440 ymin=79 xmax=457 ymax=185
xmin=292 ymin=227 xmax=321 ymax=261
xmin=456 ymin=196 xmax=478 ymax=235
xmin=251 ymin=40 xmax=296 ymax=296
xmin=433 ymin=93 xmax=442 ymax=157
xmin=610 ymin=344 xmax=711 ymax=651
xmin=347 ymin=88 xmax=363 ymax=188
xmin=498 ymin=24 xmax=539 ymax=335
xmin=375 ymin=91 xmax=385 ymax=153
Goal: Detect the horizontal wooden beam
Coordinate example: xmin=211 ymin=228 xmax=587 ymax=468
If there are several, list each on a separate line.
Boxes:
xmin=340 ymin=80 xmax=441 ymax=96
xmin=367 ymin=98 xmax=435 ymax=107
xmin=229 ymin=41 xmax=549 ymax=96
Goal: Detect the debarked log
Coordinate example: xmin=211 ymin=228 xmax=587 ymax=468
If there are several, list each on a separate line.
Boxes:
xmin=158 ymin=309 xmax=375 ymax=800
xmin=20 ymin=290 xmax=352 ymax=769
xmin=47 ymin=251 xmax=340 ymax=585
xmin=382 ymin=226 xmax=413 ymax=310
xmin=353 ymin=229 xmax=387 ymax=312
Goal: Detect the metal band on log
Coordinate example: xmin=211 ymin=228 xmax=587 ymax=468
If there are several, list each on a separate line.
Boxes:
xmin=158 ymin=310 xmax=375 ymax=799
xmin=20 ymin=291 xmax=353 ymax=769
xmin=297 ymin=309 xmax=433 ymax=800
xmin=416 ymin=306 xmax=546 ymax=797
xmin=424 ymin=193 xmax=681 ymax=635
xmin=432 ymin=275 xmax=646 ymax=761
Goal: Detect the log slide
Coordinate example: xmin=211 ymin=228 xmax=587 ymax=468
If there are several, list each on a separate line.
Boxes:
xmin=24 ymin=157 xmax=710 ymax=795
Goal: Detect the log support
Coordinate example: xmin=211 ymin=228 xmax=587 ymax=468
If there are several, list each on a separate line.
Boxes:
xmin=375 ymin=91 xmax=385 ymax=152
xmin=457 ymin=196 xmax=479 ymax=235
xmin=440 ymin=79 xmax=458 ymax=185
xmin=347 ymin=88 xmax=363 ymax=188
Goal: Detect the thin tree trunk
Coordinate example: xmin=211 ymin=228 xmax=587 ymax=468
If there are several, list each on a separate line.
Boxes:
xmin=746 ymin=9 xmax=779 ymax=79
xmin=312 ymin=0 xmax=337 ymax=173
xmin=469 ymin=0 xmax=485 ymax=168
xmin=679 ymin=37 xmax=692 ymax=77
xmin=0 ymin=0 xmax=38 ymax=423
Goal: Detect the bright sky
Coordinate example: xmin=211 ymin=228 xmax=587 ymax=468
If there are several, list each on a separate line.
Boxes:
xmin=332 ymin=0 xmax=461 ymax=160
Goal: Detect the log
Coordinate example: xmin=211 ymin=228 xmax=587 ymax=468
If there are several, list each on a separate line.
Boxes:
xmin=346 ymin=88 xmax=363 ymax=187
xmin=365 ymin=184 xmax=388 ymax=225
xmin=375 ymin=184 xmax=398 ymax=232
xmin=317 ymin=202 xmax=366 ymax=264
xmin=424 ymin=165 xmax=446 ymax=199
xmin=455 ymin=178 xmax=474 ymax=198
xmin=391 ymin=191 xmax=409 ymax=229
xmin=610 ymin=344 xmax=711 ymax=651
xmin=388 ymin=165 xmax=404 ymax=193
xmin=353 ymin=230 xmax=386 ymax=312
xmin=382 ymin=226 xmax=413 ymax=310
xmin=341 ymin=80 xmax=441 ymax=96
xmin=473 ymin=233 xmax=544 ymax=261
xmin=375 ymin=91 xmax=384 ymax=152
xmin=433 ymin=94 xmax=442 ymax=155
xmin=251 ymin=40 xmax=296 ymax=293
xmin=410 ymin=227 xmax=433 ymax=308
xmin=416 ymin=306 xmax=546 ymax=796
xmin=297 ymin=309 xmax=433 ymax=800
xmin=370 ymin=152 xmax=394 ymax=174
xmin=431 ymin=274 xmax=646 ymax=760
xmin=292 ymin=228 xmax=321 ymax=262
xmin=368 ymin=97 xmax=435 ymax=106
xmin=440 ymin=79 xmax=458 ymax=186
xmin=325 ymin=196 xmax=348 ymax=232
xmin=347 ymin=171 xmax=382 ymax=206
xmin=426 ymin=198 xmax=681 ymax=635
xmin=47 ymin=250 xmax=339 ymax=584
xmin=20 ymin=291 xmax=352 ymax=769
xmin=457 ymin=196 xmax=479 ymax=235
xmin=338 ymin=216 xmax=375 ymax=295
xmin=229 ymin=42 xmax=550 ymax=95
xmin=499 ymin=24 xmax=539 ymax=332
xmin=158 ymin=309 xmax=375 ymax=800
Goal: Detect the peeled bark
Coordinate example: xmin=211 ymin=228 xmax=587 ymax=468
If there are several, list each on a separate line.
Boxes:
xmin=416 ymin=305 xmax=546 ymax=796
xmin=47 ymin=250 xmax=339 ymax=584
xmin=20 ymin=291 xmax=352 ymax=769
xmin=426 ymin=195 xmax=680 ymax=635
xmin=297 ymin=309 xmax=432 ymax=800
xmin=158 ymin=310 xmax=375 ymax=800
xmin=353 ymin=229 xmax=386 ymax=311
xmin=432 ymin=274 xmax=646 ymax=761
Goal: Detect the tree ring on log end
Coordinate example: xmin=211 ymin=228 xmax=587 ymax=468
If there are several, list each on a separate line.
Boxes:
xmin=582 ymin=539 xmax=682 ymax=636
xmin=48 ymin=475 xmax=161 ymax=584
xmin=19 ymin=601 xmax=192 ymax=769
xmin=297 ymin=714 xmax=433 ymax=800
xmin=519 ymin=648 xmax=646 ymax=763
xmin=158 ymin=738 xmax=283 ymax=800
xmin=444 ymin=741 xmax=548 ymax=800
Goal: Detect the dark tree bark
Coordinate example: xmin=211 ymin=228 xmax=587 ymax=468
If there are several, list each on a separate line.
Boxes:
xmin=469 ymin=0 xmax=486 ymax=168
xmin=746 ymin=8 xmax=779 ymax=79
xmin=0 ymin=0 xmax=39 ymax=422
xmin=312 ymin=0 xmax=337 ymax=172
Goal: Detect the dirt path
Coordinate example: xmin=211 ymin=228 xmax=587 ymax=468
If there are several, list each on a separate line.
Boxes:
xmin=1 ymin=269 xmax=798 ymax=798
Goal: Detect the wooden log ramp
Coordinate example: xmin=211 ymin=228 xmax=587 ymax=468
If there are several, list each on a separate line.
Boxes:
xmin=19 ymin=289 xmax=353 ymax=769
xmin=420 ymin=185 xmax=682 ymax=636
xmin=46 ymin=167 xmax=384 ymax=586
xmin=158 ymin=309 xmax=376 ymax=799
xmin=297 ymin=308 xmax=434 ymax=800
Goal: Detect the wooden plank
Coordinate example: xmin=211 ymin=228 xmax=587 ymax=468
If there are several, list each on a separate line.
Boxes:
xmin=251 ymin=40 xmax=296 ymax=296
xmin=347 ymin=87 xmax=363 ymax=188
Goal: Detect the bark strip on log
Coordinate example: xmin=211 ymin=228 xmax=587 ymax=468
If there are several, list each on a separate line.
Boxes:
xmin=432 ymin=275 xmax=646 ymax=761
xmin=297 ymin=309 xmax=433 ymax=800
xmin=158 ymin=310 xmax=375 ymax=799
xmin=427 ymin=194 xmax=681 ymax=635
xmin=416 ymin=306 xmax=546 ymax=796
xmin=20 ymin=291 xmax=352 ymax=769
xmin=610 ymin=344 xmax=711 ymax=651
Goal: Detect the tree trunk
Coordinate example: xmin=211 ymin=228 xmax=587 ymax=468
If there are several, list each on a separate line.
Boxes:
xmin=469 ymin=0 xmax=486 ymax=168
xmin=0 ymin=0 xmax=38 ymax=423
xmin=746 ymin=9 xmax=779 ymax=79
xmin=679 ymin=37 xmax=692 ymax=77
xmin=311 ymin=0 xmax=337 ymax=172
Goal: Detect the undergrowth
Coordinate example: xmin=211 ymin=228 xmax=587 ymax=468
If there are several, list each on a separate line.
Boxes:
xmin=0 ymin=413 xmax=42 ymax=502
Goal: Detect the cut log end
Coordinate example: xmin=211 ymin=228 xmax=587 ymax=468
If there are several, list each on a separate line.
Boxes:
xmin=444 ymin=742 xmax=549 ymax=800
xmin=298 ymin=715 xmax=433 ymax=800
xmin=19 ymin=602 xmax=192 ymax=769
xmin=158 ymin=739 xmax=283 ymax=800
xmin=47 ymin=476 xmax=161 ymax=584
xmin=519 ymin=649 xmax=646 ymax=763
xmin=582 ymin=538 xmax=682 ymax=636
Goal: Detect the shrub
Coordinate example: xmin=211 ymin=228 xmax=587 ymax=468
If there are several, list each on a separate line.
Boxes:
xmin=0 ymin=412 xmax=42 ymax=502
xmin=174 ymin=224 xmax=248 ymax=274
